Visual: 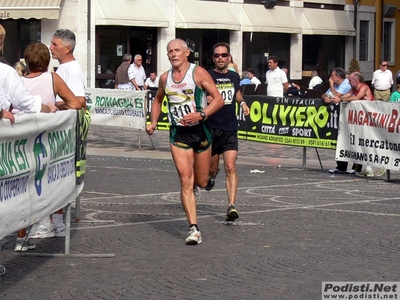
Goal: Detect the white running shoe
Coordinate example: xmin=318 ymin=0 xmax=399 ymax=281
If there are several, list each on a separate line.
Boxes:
xmin=54 ymin=224 xmax=66 ymax=237
xmin=185 ymin=226 xmax=202 ymax=245
xmin=328 ymin=168 xmax=345 ymax=174
xmin=29 ymin=223 xmax=55 ymax=239
xmin=356 ymin=166 xmax=374 ymax=177
xmin=373 ymin=168 xmax=386 ymax=177
xmin=15 ymin=237 xmax=36 ymax=252
xmin=194 ymin=186 xmax=201 ymax=202
xmin=356 ymin=170 xmax=374 ymax=177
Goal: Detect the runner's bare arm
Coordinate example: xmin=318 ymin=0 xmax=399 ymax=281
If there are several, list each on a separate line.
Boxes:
xmin=180 ymin=66 xmax=224 ymax=125
xmin=195 ymin=67 xmax=224 ymax=116
xmin=236 ymin=90 xmax=250 ymax=116
xmin=53 ymin=73 xmax=83 ymax=110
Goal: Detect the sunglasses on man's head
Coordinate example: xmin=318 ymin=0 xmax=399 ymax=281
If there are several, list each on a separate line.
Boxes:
xmin=213 ymin=53 xmax=229 ymax=58
xmin=381 ymin=64 xmax=388 ymax=67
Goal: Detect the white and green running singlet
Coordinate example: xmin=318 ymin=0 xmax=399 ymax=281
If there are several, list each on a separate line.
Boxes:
xmin=165 ymin=63 xmax=207 ymax=127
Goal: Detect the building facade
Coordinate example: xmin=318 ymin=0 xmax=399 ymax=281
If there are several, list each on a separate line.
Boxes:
xmin=0 ymin=0 xmax=398 ymax=87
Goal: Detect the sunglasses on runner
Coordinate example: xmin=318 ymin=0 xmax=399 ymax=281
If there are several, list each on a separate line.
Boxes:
xmin=213 ymin=53 xmax=230 ymax=58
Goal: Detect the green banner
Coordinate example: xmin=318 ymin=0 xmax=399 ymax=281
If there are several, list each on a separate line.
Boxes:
xmin=146 ymin=91 xmax=339 ymax=149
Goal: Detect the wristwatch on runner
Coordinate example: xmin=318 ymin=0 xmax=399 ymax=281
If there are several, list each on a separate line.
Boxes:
xmin=200 ymin=111 xmax=207 ymax=121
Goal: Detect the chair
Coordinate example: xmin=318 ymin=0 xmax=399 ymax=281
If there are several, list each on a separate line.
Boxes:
xmin=241 ymin=84 xmax=256 ymax=95
xmin=255 ymin=83 xmax=267 ymax=95
xmin=99 ymin=79 xmax=115 ymax=89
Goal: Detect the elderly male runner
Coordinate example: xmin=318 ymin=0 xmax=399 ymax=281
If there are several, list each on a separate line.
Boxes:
xmin=146 ymin=39 xmax=224 ymax=245
xmin=205 ymin=42 xmax=249 ymax=222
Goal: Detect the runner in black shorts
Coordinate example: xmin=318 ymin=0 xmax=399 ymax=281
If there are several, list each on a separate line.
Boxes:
xmin=146 ymin=39 xmax=224 ymax=245
xmin=211 ymin=129 xmax=238 ymax=155
xmin=206 ymin=42 xmax=249 ymax=222
xmin=170 ymin=122 xmax=213 ymax=152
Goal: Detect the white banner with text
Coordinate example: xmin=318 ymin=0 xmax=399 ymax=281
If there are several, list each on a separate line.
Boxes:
xmin=85 ymin=88 xmax=146 ymax=129
xmin=0 ymin=111 xmax=78 ymax=240
xmin=336 ymin=101 xmax=400 ymax=171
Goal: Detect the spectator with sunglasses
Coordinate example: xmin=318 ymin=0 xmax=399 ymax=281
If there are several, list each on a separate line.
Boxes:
xmin=371 ymin=61 xmax=393 ymax=101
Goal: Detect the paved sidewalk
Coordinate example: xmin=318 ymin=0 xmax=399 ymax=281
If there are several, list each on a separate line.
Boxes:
xmin=1 ymin=125 xmax=399 ymax=300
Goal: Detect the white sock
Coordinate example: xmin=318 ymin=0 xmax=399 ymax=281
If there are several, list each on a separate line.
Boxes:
xmin=41 ymin=216 xmax=52 ymax=227
xmin=52 ymin=213 xmax=64 ymax=227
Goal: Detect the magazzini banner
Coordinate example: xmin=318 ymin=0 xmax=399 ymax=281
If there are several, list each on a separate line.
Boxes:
xmin=86 ymin=88 xmax=146 ymax=129
xmin=146 ymin=91 xmax=340 ymax=150
xmin=336 ymin=101 xmax=400 ymax=171
xmin=0 ymin=111 xmax=78 ymax=240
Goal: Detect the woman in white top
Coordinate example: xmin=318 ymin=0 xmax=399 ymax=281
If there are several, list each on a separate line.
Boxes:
xmin=22 ymin=42 xmax=81 ymax=109
xmin=20 ymin=42 xmax=82 ymax=241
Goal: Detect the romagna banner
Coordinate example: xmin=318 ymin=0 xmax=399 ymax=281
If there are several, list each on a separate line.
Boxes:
xmin=336 ymin=101 xmax=400 ymax=171
xmin=146 ymin=91 xmax=340 ymax=149
xmin=86 ymin=88 xmax=146 ymax=129
xmin=0 ymin=111 xmax=78 ymax=240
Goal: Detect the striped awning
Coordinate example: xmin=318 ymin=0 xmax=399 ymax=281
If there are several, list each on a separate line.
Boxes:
xmin=0 ymin=0 xmax=62 ymax=20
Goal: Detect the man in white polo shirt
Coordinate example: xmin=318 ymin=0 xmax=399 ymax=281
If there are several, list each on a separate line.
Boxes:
xmin=128 ymin=54 xmax=146 ymax=90
xmin=265 ymin=55 xmax=288 ymax=97
xmin=371 ymin=60 xmax=393 ymax=101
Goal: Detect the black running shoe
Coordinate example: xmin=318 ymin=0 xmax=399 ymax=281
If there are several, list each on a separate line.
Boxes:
xmin=205 ymin=178 xmax=215 ymax=191
xmin=205 ymin=168 xmax=220 ymax=191
xmin=226 ymin=205 xmax=239 ymax=221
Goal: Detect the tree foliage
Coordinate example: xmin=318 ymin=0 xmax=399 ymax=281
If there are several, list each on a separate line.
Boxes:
xmin=349 ymin=58 xmax=360 ymax=73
